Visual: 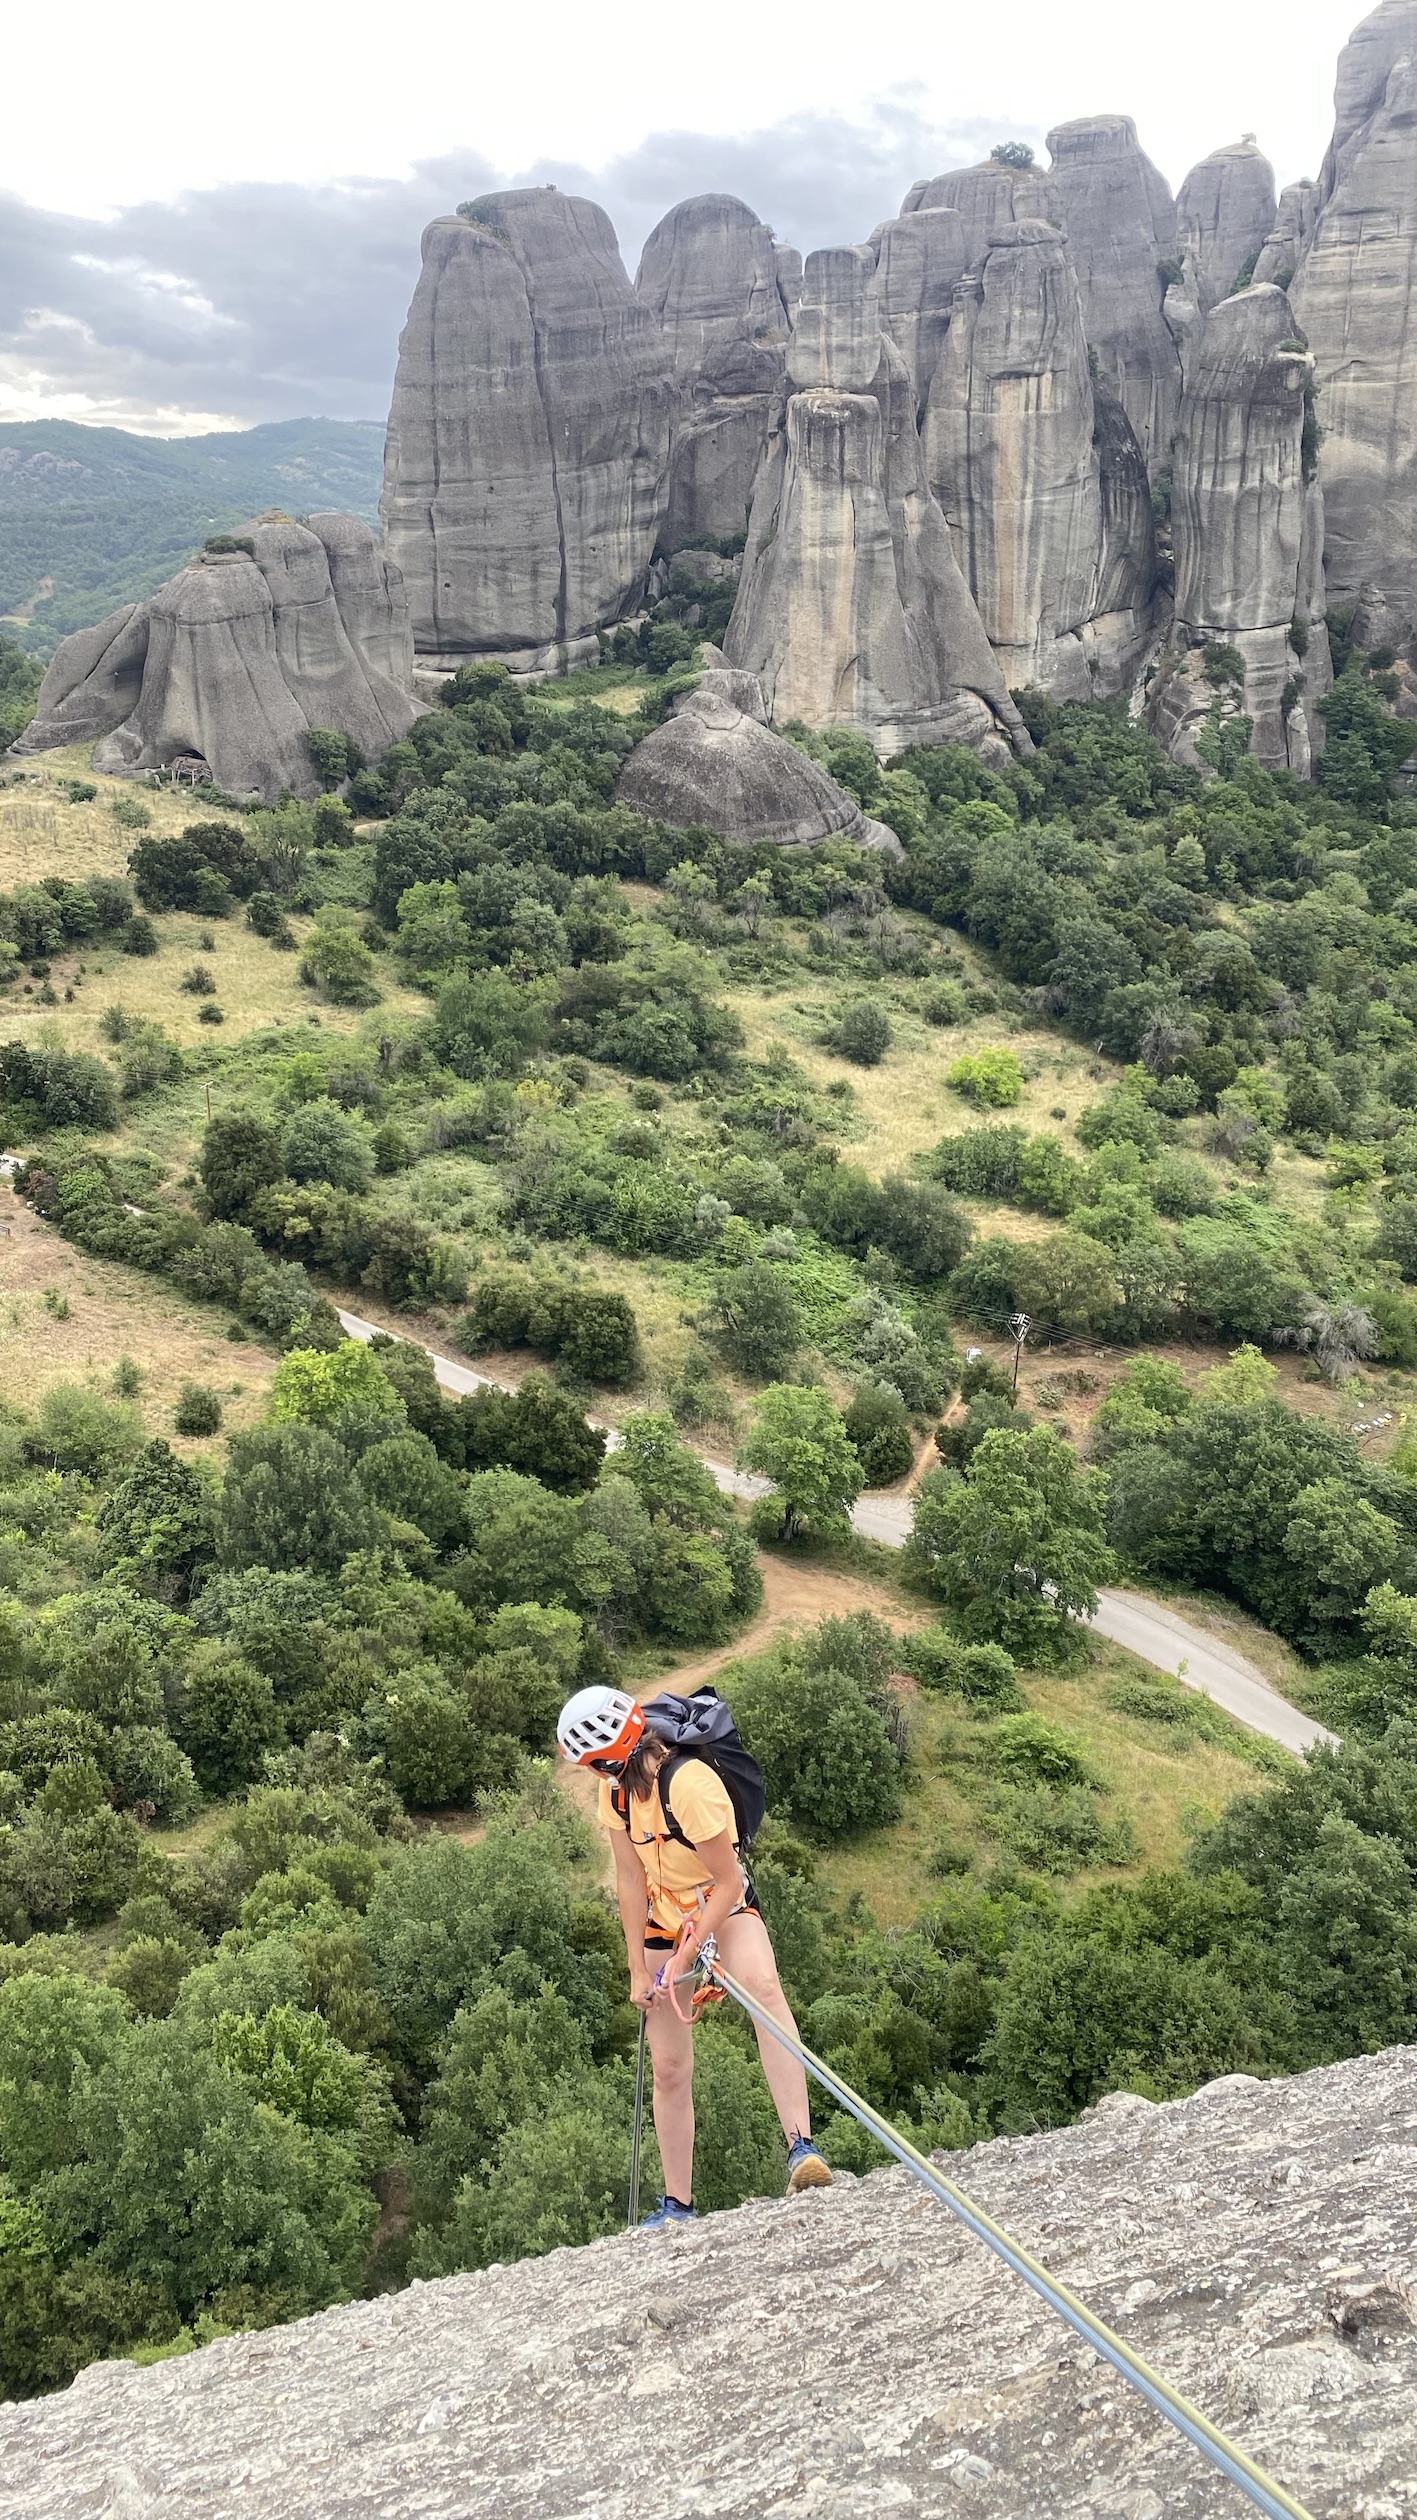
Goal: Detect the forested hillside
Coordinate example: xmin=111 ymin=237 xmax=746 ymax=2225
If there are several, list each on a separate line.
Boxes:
xmin=4 ymin=649 xmax=1417 ymax=2396
xmin=0 ymin=421 xmax=385 ymax=655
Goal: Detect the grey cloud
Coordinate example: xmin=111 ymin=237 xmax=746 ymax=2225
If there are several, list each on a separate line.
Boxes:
xmin=0 ymin=105 xmax=1035 ymax=431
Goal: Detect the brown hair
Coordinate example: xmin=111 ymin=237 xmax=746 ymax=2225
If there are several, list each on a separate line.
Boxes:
xmin=621 ymin=1729 xmax=669 ymax=1802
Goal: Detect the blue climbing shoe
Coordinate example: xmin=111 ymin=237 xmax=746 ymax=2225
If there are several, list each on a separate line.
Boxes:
xmin=786 ymin=2136 xmax=833 ymax=2194
xmin=638 ymin=2195 xmax=696 ymax=2231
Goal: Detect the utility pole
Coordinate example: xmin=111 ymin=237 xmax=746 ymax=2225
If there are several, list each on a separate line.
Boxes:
xmin=1008 ymin=1312 xmax=1031 ymax=1400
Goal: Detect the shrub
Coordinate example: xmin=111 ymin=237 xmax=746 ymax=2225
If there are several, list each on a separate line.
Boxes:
xmin=121 ymin=915 xmax=159 ymax=956
xmin=731 ymin=1660 xmax=904 ymax=1840
xmin=844 ymin=1381 xmax=915 ymax=1486
xmin=947 ymin=1048 xmax=1023 ymax=1108
xmin=280 ymin=1103 xmax=374 ymax=1195
xmin=825 ymin=1001 xmax=893 ymax=1066
xmin=174 ymin=1384 xmax=222 ymax=1438
xmin=710 ymin=1263 xmax=802 ymax=1380
xmin=899 ymin=1630 xmax=1023 ymax=1709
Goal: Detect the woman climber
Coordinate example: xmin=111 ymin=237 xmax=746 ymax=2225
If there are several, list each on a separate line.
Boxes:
xmin=557 ymin=1683 xmax=833 ymax=2230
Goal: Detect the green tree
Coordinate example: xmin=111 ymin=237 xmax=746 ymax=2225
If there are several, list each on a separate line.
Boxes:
xmin=200 ymin=1111 xmax=286 ymax=1225
xmin=301 ymin=923 xmax=381 ymax=1007
xmin=220 ymin=1423 xmax=382 ymax=1574
xmin=826 ymin=1000 xmax=893 ymax=1065
xmin=844 ymin=1381 xmax=915 ymax=1486
xmin=711 ymin=1262 xmax=803 ymax=1380
xmin=175 ymin=1643 xmax=283 ymax=1795
xmin=42 ymin=2017 xmax=374 ymax=2321
xmin=270 ymin=1343 xmax=406 ymax=1437
xmin=741 ymin=1385 xmax=864 ymax=1541
xmin=907 ymin=1427 xmax=1113 ymax=1658
xmin=732 ymin=1659 xmax=903 ymax=1839
xmin=280 ymin=1103 xmax=374 ymax=1194
xmin=94 ymin=1440 xmax=217 ymax=1601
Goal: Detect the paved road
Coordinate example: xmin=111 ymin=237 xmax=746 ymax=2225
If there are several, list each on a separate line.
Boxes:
xmin=337 ymin=1309 xmax=1333 ymax=1757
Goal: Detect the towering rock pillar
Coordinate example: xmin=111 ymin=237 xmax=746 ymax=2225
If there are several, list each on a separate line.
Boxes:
xmin=1034 ymin=117 xmax=1183 ymax=467
xmin=1292 ymin=0 xmax=1417 ymax=630
xmin=1176 ymin=142 xmax=1278 ymax=311
xmin=1159 ymin=285 xmax=1329 ymax=770
xmin=723 ymin=247 xmax=1031 ymax=760
xmin=924 ymin=220 xmax=1154 ymax=695
xmin=634 ymin=194 xmax=792 ymax=551
xmin=380 ymin=191 xmax=673 ymax=671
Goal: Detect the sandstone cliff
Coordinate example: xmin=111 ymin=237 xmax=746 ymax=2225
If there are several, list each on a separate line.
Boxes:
xmin=1035 ymin=119 xmax=1184 ymax=468
xmin=635 ymin=194 xmax=792 ymax=551
xmin=1176 ymin=142 xmax=1278 ymax=312
xmin=902 ymin=123 xmax=1182 ymax=473
xmin=17 ymin=515 xmax=419 ymax=802
xmin=1292 ymin=0 xmax=1417 ymax=628
xmin=724 ymin=248 xmax=1031 ymax=760
xmin=1159 ymin=284 xmax=1330 ymax=770
xmin=6 ymin=2048 xmax=1415 ymax=2518
xmin=380 ymin=191 xmax=674 ymax=669
xmin=924 ymin=220 xmax=1154 ymax=696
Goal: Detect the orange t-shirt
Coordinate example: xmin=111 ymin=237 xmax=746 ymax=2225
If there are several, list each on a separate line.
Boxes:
xmin=598 ymin=1760 xmax=740 ymax=1937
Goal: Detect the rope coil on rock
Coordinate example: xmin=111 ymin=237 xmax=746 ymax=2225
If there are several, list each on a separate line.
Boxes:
xmin=699 ymin=1948 xmax=1316 ymax=2520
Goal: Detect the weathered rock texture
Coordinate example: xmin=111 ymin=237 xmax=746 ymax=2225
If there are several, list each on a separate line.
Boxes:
xmin=724 ymin=248 xmax=1031 ymax=760
xmin=1253 ymin=181 xmax=1321 ymax=288
xmin=13 ymin=603 xmax=149 ymax=751
xmin=16 ymin=515 xmax=419 ymax=802
xmin=871 ymin=204 xmax=970 ymax=399
xmin=925 ymin=220 xmax=1155 ymax=694
xmin=1038 ymin=118 xmax=1184 ymax=468
xmin=1292 ymin=0 xmax=1417 ymax=625
xmin=380 ymin=191 xmax=674 ymax=667
xmin=1158 ymin=285 xmax=1330 ymax=770
xmin=615 ymin=668 xmax=902 ymax=848
xmin=635 ymin=195 xmax=793 ymax=552
xmin=901 ymin=125 xmax=1182 ymax=473
xmin=7 ymin=2049 xmax=1417 ymax=2518
xmin=1176 ymin=142 xmax=1279 ymax=312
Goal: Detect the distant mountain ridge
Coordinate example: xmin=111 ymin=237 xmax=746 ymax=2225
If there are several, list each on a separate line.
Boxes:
xmin=0 ymin=417 xmax=385 ymax=654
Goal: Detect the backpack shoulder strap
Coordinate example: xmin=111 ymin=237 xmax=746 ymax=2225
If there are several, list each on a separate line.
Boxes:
xmin=655 ymin=1753 xmax=693 ymax=1850
xmin=610 ymin=1779 xmax=631 ymax=1832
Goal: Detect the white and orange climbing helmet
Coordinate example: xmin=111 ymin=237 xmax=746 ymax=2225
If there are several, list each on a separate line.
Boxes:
xmin=556 ymin=1686 xmax=645 ymax=1769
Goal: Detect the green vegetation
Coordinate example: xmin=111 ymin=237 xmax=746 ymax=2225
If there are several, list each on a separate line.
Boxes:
xmin=6 ymin=656 xmax=1417 ymax=2396
xmin=0 ymin=420 xmax=384 ymax=656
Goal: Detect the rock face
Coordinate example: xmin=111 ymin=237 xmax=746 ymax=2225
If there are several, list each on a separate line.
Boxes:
xmin=900 ymin=125 xmax=1182 ymax=472
xmin=724 ymin=248 xmax=1031 ymax=761
xmin=1253 ymin=180 xmax=1321 ymax=288
xmin=635 ymin=195 xmax=793 ymax=551
xmin=15 ymin=516 xmax=420 ymax=802
xmin=380 ymin=191 xmax=674 ymax=668
xmin=614 ymin=668 xmax=902 ymax=848
xmin=7 ymin=2048 xmax=1416 ymax=2518
xmin=925 ymin=220 xmax=1155 ymax=695
xmin=871 ymin=204 xmax=970 ymax=399
xmin=1176 ymin=142 xmax=1279 ymax=311
xmin=1159 ymin=284 xmax=1330 ymax=770
xmin=1292 ymin=0 xmax=1417 ymax=623
xmin=13 ymin=603 xmax=149 ymax=752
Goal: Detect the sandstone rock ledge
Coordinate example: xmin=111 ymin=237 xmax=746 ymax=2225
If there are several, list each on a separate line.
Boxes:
xmin=5 ymin=2049 xmax=1416 ymax=2519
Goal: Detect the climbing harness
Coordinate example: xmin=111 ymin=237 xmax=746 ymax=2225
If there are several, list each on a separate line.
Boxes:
xmin=684 ymin=1938 xmax=1316 ymax=2520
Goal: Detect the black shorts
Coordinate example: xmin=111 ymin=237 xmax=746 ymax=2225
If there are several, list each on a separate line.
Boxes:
xmin=644 ymin=1877 xmax=761 ymax=1952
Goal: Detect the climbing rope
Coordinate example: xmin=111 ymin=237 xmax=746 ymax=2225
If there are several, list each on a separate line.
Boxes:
xmin=698 ymin=1945 xmax=1316 ymax=2520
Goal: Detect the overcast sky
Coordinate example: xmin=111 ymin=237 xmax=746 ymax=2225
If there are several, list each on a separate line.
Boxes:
xmin=0 ymin=0 xmax=1366 ymax=436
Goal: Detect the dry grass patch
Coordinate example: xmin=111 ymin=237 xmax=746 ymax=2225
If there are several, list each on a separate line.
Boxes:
xmin=0 ymin=1198 xmax=277 ymax=1447
xmin=0 ymin=746 xmax=205 ymax=885
xmin=722 ymin=976 xmax=1110 ymax=1182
